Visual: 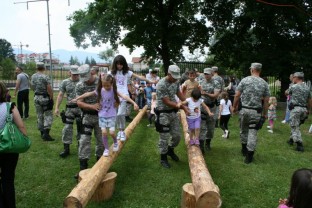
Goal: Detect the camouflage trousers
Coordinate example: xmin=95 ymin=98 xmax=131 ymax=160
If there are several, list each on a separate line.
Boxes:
xmin=158 ymin=112 xmax=181 ymax=154
xmin=239 ymin=108 xmax=261 ymax=151
xmin=199 ymin=106 xmax=216 ymax=141
xmin=34 ymin=95 xmax=53 ymax=131
xmin=289 ymin=107 xmax=308 ymax=143
xmin=79 ymin=114 xmax=104 ymax=160
xmin=62 ymin=106 xmax=82 ymax=144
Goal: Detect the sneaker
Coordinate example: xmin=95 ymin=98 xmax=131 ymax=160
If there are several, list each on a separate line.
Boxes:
xmin=103 ymin=149 xmax=109 ymax=157
xmin=189 ymin=139 xmax=195 ymax=145
xmin=225 ymin=130 xmax=229 ymax=138
xmin=117 ymin=131 xmax=122 ymax=140
xmin=113 ymin=142 xmax=119 ymax=152
xmin=195 ymin=139 xmax=200 ymax=145
xmin=267 ymin=126 xmax=271 ymax=129
xmin=221 ymin=134 xmax=226 ymax=138
xmin=120 ymin=131 xmax=126 ymax=141
xmin=226 ymin=130 xmax=230 ymax=139
xmin=281 ymin=120 xmax=286 ymax=124
xmin=147 ymin=124 xmax=151 ymax=127
xmin=268 ymin=129 xmax=273 ymax=133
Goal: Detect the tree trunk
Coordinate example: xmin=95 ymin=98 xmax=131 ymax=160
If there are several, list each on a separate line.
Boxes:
xmin=63 ymin=106 xmax=148 ymax=208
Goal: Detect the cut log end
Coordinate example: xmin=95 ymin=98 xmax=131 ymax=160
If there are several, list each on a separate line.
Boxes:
xmin=63 ymin=196 xmax=82 ymax=208
xmin=196 ymin=191 xmax=222 ymax=208
xmin=181 ymin=183 xmax=196 ymax=208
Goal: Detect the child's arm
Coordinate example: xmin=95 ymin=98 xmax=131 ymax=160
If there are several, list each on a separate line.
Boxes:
xmin=202 ymin=102 xmax=213 ymax=116
xmin=219 ymin=104 xmax=223 ymax=119
xmin=177 ymin=100 xmax=188 ymax=108
xmin=117 ymin=92 xmax=139 ymax=110
xmin=71 ymin=91 xmax=96 ymax=103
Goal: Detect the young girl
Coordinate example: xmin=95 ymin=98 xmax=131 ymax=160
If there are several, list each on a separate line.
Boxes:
xmin=73 ymin=74 xmax=139 ymax=157
xmin=267 ymin=96 xmax=277 ymax=133
xmin=219 ymin=91 xmax=233 ymax=138
xmin=147 ymin=92 xmax=157 ymax=127
xmin=278 ymin=168 xmax=312 ymax=208
xmin=109 ymin=55 xmax=154 ymax=141
xmin=178 ymin=88 xmax=213 ymax=145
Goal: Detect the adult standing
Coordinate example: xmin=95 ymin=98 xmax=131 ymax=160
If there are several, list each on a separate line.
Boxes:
xmin=287 ymin=72 xmax=311 ymax=152
xmin=233 ymin=63 xmax=270 ymax=164
xmin=75 ymin=64 xmax=104 ymax=177
xmin=30 ymin=62 xmax=54 ymax=141
xmin=282 ymin=74 xmax=294 ymax=124
xmin=0 ymin=82 xmax=27 ymax=208
xmin=156 ymin=65 xmax=189 ymax=168
xmin=54 ymin=65 xmax=82 ymax=158
xmin=212 ymin=66 xmax=225 ymax=128
xmin=199 ymin=68 xmax=221 ymax=154
xmin=14 ymin=66 xmax=30 ymax=119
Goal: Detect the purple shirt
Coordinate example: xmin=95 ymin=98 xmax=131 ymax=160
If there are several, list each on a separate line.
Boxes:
xmin=95 ymin=88 xmax=117 ymax=118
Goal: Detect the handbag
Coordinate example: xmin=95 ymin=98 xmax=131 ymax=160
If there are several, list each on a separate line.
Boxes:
xmin=0 ymin=103 xmax=31 ymax=153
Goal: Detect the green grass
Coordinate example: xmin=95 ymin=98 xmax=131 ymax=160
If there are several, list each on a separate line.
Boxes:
xmin=11 ymin=91 xmax=312 ymax=208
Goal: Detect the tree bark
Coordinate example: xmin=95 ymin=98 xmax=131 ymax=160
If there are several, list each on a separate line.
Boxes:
xmin=180 ymin=111 xmax=222 ymax=208
xmin=63 ymin=106 xmax=148 ymax=208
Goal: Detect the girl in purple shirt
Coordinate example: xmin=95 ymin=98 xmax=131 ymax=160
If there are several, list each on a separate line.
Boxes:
xmin=73 ymin=74 xmax=138 ymax=156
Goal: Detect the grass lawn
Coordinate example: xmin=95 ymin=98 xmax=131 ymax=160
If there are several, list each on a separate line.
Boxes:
xmin=11 ymin=91 xmax=312 ymax=208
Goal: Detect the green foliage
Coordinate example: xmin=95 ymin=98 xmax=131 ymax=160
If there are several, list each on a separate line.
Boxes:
xmin=98 ymin=47 xmax=116 ymax=63
xmin=85 ymin=57 xmax=90 ymax=64
xmin=69 ymin=55 xmax=80 ymax=65
xmin=0 ymin=58 xmax=15 ymax=79
xmin=12 ymin=93 xmax=312 ymax=207
xmin=90 ymin=57 xmax=97 ymax=65
xmin=24 ymin=62 xmax=37 ymax=76
xmin=0 ymin=39 xmax=16 ymax=62
xmin=67 ymin=0 xmax=211 ymax=73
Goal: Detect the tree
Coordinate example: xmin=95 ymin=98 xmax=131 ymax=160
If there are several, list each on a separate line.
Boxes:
xmin=202 ymin=1 xmax=312 ymax=100
xmin=0 ymin=58 xmax=16 ymax=80
xmin=69 ymin=55 xmax=80 ymax=65
xmin=85 ymin=57 xmax=90 ymax=64
xmin=68 ymin=0 xmax=211 ymax=74
xmin=90 ymin=57 xmax=97 ymax=65
xmin=0 ymin=39 xmax=16 ymax=63
xmin=98 ymin=47 xmax=116 ymax=63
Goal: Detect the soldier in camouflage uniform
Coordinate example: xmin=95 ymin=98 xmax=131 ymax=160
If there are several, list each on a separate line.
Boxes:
xmin=212 ymin=66 xmax=225 ymax=128
xmin=74 ymin=65 xmax=104 ymax=177
xmin=233 ymin=63 xmax=270 ymax=164
xmin=54 ymin=65 xmax=82 ymax=158
xmin=199 ymin=68 xmax=221 ymax=154
xmin=156 ymin=65 xmax=189 ymax=168
xmin=287 ymin=72 xmax=311 ymax=152
xmin=30 ymin=62 xmax=54 ymax=141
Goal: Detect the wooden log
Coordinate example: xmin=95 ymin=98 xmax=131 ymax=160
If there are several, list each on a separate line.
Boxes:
xmin=181 ymin=183 xmax=196 ymax=208
xmin=180 ymin=111 xmax=222 ymax=208
xmin=63 ymin=106 xmax=148 ymax=208
xmin=78 ymin=170 xmax=117 ymax=202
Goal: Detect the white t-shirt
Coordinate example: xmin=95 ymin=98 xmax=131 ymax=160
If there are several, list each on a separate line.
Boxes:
xmin=108 ymin=70 xmax=133 ymax=99
xmin=220 ymin=99 xmax=232 ymax=115
xmin=186 ymin=97 xmax=203 ymax=119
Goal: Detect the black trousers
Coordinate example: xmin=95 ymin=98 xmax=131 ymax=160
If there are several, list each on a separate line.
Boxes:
xmin=0 ymin=153 xmax=19 ymax=208
xmin=220 ymin=114 xmax=231 ymax=132
xmin=17 ymin=89 xmax=29 ymax=118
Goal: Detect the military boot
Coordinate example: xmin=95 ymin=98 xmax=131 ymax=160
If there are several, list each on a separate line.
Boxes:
xmin=59 ymin=144 xmax=70 ymax=158
xmin=296 ymin=142 xmax=304 ymax=152
xmin=40 ymin=130 xmax=44 ymax=139
xmin=241 ymin=143 xmax=247 ymax=156
xmin=43 ymin=129 xmax=55 ymax=141
xmin=287 ymin=138 xmax=294 ymax=145
xmin=205 ymin=139 xmax=211 ymax=151
xmin=74 ymin=159 xmax=88 ymax=180
xmin=160 ymin=154 xmax=170 ymax=168
xmin=199 ymin=140 xmax=205 ymax=154
xmin=244 ymin=151 xmax=254 ymax=164
xmin=167 ymin=147 xmax=179 ymax=162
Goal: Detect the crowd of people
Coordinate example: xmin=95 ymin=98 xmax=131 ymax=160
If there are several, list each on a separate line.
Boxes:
xmin=1 ymin=56 xmax=312 ymax=207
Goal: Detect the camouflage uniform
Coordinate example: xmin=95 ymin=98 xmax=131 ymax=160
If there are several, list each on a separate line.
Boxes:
xmin=59 ymin=78 xmax=82 ymax=144
xmin=237 ymin=76 xmax=270 ymax=152
xmin=30 ymin=72 xmax=53 ymax=137
xmin=288 ymin=82 xmax=310 ymax=148
xmin=199 ymin=76 xmax=221 ymax=151
xmin=75 ymin=76 xmax=104 ymax=160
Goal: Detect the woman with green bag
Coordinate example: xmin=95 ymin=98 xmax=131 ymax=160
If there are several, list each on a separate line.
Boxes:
xmin=0 ymin=81 xmax=27 ymax=208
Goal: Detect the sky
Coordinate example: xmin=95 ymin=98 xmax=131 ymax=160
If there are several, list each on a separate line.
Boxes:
xmin=0 ymin=0 xmax=144 ymax=62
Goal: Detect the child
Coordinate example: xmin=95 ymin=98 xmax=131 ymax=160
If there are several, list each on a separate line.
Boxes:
xmin=278 ymin=168 xmax=312 ymax=208
xmin=109 ymin=55 xmax=153 ymax=141
xmin=147 ymin=92 xmax=157 ymax=127
xmin=178 ymin=88 xmax=213 ymax=145
xmin=73 ymin=73 xmax=139 ymax=157
xmin=219 ymin=91 xmax=233 ymax=138
xmin=267 ymin=96 xmax=277 ymax=133
xmin=181 ymin=69 xmax=200 ymax=98
xmin=137 ymin=81 xmax=146 ymax=109
xmin=144 ymin=82 xmax=153 ymax=110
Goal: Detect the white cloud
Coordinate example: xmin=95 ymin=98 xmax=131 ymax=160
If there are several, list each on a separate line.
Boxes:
xmin=0 ymin=0 xmax=143 ymax=62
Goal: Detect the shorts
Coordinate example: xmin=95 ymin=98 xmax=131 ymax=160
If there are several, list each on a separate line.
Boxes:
xmin=117 ymin=101 xmax=127 ymax=116
xmin=187 ymin=117 xmax=201 ymax=130
xmin=99 ymin=116 xmax=116 ymax=131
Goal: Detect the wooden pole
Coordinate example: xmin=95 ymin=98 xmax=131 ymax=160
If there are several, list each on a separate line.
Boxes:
xmin=63 ymin=106 xmax=148 ymax=208
xmin=180 ymin=111 xmax=222 ymax=208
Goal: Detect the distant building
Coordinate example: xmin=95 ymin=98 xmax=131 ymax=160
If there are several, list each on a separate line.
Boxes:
xmin=132 ymin=57 xmax=149 ymax=72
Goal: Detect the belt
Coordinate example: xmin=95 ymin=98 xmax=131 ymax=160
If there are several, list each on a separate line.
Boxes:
xmin=294 ymin=105 xmax=307 ymax=108
xmin=242 ymin=106 xmax=261 ymax=110
xmin=66 ymin=104 xmax=78 ymax=108
xmin=82 ymin=110 xmax=98 ymax=115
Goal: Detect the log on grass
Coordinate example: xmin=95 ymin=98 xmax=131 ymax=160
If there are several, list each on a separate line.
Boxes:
xmin=63 ymin=106 xmax=148 ymax=208
xmin=78 ymin=170 xmax=117 ymax=202
xmin=181 ymin=183 xmax=196 ymax=208
xmin=180 ymin=110 xmax=222 ymax=208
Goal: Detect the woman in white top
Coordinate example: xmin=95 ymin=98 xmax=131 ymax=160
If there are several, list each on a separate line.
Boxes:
xmin=219 ymin=91 xmax=233 ymax=138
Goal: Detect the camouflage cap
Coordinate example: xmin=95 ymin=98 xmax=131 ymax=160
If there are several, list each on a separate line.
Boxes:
xmin=36 ymin=62 xmax=45 ymax=68
xmin=203 ymin=68 xmax=213 ymax=74
xmin=77 ymin=64 xmax=91 ymax=82
xmin=293 ymin=72 xmax=304 ymax=78
xmin=250 ymin=63 xmax=262 ymax=70
xmin=70 ymin=65 xmax=79 ymax=74
xmin=168 ymin=65 xmax=181 ymax=79
xmin=212 ymin=66 xmax=218 ymax=72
